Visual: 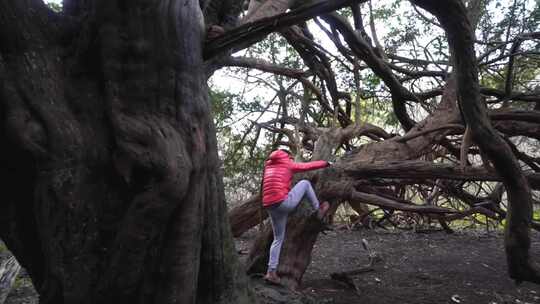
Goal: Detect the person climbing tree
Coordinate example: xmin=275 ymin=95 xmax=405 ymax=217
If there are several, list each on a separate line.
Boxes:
xmin=261 ymin=149 xmax=330 ymax=284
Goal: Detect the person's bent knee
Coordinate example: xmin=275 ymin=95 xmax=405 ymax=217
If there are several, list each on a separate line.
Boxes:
xmin=298 ymin=179 xmax=312 ymax=187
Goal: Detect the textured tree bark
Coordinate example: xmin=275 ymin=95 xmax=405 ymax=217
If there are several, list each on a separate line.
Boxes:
xmin=0 ymin=256 xmax=21 ymax=304
xmin=246 ymin=206 xmax=326 ymax=289
xmin=203 ymin=0 xmax=366 ymax=59
xmin=0 ymin=1 xmax=252 ymax=303
xmin=342 ymin=160 xmax=540 ymax=185
xmin=228 ymin=194 xmax=266 ymax=237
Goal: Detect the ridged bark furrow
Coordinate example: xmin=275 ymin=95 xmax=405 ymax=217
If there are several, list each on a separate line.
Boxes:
xmin=0 ymin=1 xmax=253 ymax=303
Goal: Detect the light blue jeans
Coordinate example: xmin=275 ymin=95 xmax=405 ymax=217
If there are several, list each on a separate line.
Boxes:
xmin=266 ymin=180 xmax=320 ymax=272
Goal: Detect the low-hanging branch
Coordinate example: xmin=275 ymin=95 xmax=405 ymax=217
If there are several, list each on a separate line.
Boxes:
xmin=413 ymin=87 xmax=540 ymax=103
xmin=489 ymin=110 xmax=540 ymax=123
xmin=350 ymin=190 xmax=459 ymax=214
xmin=346 ymin=190 xmax=502 ymax=222
xmin=219 ymin=56 xmax=310 ymax=78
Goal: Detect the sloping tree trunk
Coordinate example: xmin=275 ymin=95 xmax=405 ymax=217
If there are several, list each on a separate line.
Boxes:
xmin=229 ymin=195 xmax=266 ymax=237
xmin=0 ymin=1 xmax=252 ymax=303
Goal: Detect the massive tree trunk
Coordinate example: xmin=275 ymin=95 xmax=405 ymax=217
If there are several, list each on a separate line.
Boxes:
xmin=0 ymin=1 xmax=252 ymax=303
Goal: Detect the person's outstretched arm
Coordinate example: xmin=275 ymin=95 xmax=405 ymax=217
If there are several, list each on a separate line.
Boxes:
xmin=290 ymin=160 xmax=329 ymax=173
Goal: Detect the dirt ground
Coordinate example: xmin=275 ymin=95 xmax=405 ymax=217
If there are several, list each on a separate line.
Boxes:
xmin=237 ymin=228 xmax=540 ymax=304
xmin=3 ymin=229 xmax=540 ymax=303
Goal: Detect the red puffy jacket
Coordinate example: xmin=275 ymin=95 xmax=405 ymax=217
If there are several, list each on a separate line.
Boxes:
xmin=262 ymin=150 xmax=328 ymax=207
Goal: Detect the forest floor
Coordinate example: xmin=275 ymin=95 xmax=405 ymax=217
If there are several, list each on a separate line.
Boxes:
xmin=2 ymin=228 xmax=540 ymax=304
xmin=237 ymin=228 xmax=540 ymax=304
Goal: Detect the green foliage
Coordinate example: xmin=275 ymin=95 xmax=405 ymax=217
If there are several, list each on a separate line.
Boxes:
xmin=533 ymin=209 xmax=540 ymax=222
xmin=13 ymin=276 xmax=33 ymax=289
xmin=209 ymin=85 xmax=274 ymax=202
xmin=0 ymin=241 xmax=7 ymax=253
xmin=480 ymin=72 xmax=504 ymax=90
xmin=209 ymin=89 xmax=236 ymax=130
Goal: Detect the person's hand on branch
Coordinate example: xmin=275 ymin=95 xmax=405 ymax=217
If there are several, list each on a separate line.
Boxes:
xmin=206 ymin=25 xmax=225 ymax=40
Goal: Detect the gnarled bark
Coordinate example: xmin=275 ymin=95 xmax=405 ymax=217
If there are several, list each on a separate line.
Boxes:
xmin=229 ymin=194 xmax=266 ymax=237
xmin=0 ymin=1 xmax=252 ymax=303
xmin=204 ymin=0 xmax=367 ymax=59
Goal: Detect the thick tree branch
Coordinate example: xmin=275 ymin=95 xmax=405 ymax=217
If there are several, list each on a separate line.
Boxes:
xmin=228 ymin=194 xmax=264 ymax=237
xmin=388 ymin=54 xmax=450 ymax=66
xmin=479 ymin=32 xmax=540 ymax=66
xmin=328 ymin=183 xmax=499 ymax=219
xmin=481 ymin=87 xmax=540 ymax=103
xmin=350 ymin=191 xmax=458 ymax=214
xmin=219 ymin=56 xmax=309 ymax=78
xmin=490 ymin=110 xmax=540 ymax=124
xmin=504 ymin=38 xmax=523 ymax=98
xmin=493 ymin=120 xmax=540 ymax=141
xmin=396 ymin=124 xmax=464 ymax=143
xmin=418 ymin=87 xmax=540 ymax=103
xmin=204 ymin=0 xmax=366 ymax=59
xmin=341 ymin=160 xmax=540 ymax=188
xmin=388 ymin=62 xmax=448 ymax=79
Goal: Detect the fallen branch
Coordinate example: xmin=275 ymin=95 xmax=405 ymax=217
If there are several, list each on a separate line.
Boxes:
xmin=330 ymin=268 xmax=373 ymax=291
xmin=330 ymin=238 xmax=379 ymax=290
xmin=350 ymin=191 xmax=459 ymax=214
